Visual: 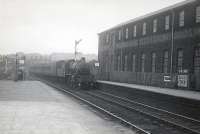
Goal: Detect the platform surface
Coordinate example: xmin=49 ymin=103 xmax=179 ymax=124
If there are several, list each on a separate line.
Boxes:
xmin=0 ymin=80 xmax=135 ymax=134
xmin=98 ymin=80 xmax=200 ymax=101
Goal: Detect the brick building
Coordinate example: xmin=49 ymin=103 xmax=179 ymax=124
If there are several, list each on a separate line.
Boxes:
xmin=98 ymin=0 xmax=200 ymax=90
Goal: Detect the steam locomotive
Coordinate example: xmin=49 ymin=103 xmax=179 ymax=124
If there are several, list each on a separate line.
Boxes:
xmin=30 ymin=57 xmax=98 ymax=89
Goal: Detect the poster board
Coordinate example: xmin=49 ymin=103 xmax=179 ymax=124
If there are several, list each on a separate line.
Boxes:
xmin=177 ymin=74 xmax=188 ymax=88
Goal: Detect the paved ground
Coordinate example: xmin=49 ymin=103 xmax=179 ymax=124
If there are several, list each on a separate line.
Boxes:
xmin=0 ymin=80 xmax=135 ymax=134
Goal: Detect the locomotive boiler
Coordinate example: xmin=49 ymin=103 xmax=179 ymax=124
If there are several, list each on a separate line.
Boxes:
xmin=65 ymin=57 xmax=97 ymax=89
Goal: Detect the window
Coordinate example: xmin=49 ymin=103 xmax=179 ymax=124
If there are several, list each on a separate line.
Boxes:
xmin=177 ymin=49 xmax=183 ymax=72
xmin=124 ymin=55 xmax=128 ymax=71
xmin=106 ymin=34 xmax=109 ymax=43
xmin=117 ymin=55 xmax=120 ymax=71
xmin=133 ymin=25 xmax=137 ymax=37
xmin=194 ymin=47 xmax=200 ymax=73
xmin=125 ymin=28 xmax=129 ymax=39
xmin=165 ymin=15 xmax=170 ymax=30
xmin=118 ymin=30 xmax=121 ymax=40
xmin=142 ymin=22 xmax=146 ymax=35
xmin=153 ymin=19 xmax=157 ymax=33
xmin=196 ymin=6 xmax=200 ymax=23
xmin=132 ymin=54 xmax=136 ymax=72
xmin=179 ymin=11 xmax=184 ymax=27
xmin=141 ymin=53 xmax=145 ymax=72
xmin=151 ymin=52 xmax=156 ymax=72
xmin=163 ymin=51 xmax=169 ymax=73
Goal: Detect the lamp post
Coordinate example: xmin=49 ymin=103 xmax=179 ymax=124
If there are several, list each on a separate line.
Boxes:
xmin=74 ymin=39 xmax=82 ymax=61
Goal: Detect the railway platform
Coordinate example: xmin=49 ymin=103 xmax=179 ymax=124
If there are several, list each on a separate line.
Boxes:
xmin=0 ymin=80 xmax=135 ymax=134
xmin=98 ymin=80 xmax=200 ymax=101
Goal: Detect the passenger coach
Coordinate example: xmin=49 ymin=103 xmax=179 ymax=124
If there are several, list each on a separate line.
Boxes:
xmin=98 ymin=0 xmax=200 ymax=90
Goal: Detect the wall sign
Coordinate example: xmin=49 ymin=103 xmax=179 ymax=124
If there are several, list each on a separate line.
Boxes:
xmin=178 ymin=75 xmax=188 ymax=88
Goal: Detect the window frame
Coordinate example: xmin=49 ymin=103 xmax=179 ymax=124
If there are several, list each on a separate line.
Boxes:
xmin=177 ymin=49 xmax=183 ymax=72
xmin=133 ymin=25 xmax=137 ymax=37
xmin=196 ymin=6 xmax=200 ymax=23
xmin=125 ymin=28 xmax=129 ymax=39
xmin=118 ymin=30 xmax=121 ymax=41
xmin=141 ymin=53 xmax=145 ymax=72
xmin=179 ymin=10 xmax=185 ymax=27
xmin=163 ymin=51 xmax=169 ymax=73
xmin=132 ymin=54 xmax=136 ymax=72
xmin=106 ymin=34 xmax=109 ymax=43
xmin=124 ymin=55 xmax=128 ymax=71
xmin=165 ymin=15 xmax=170 ymax=30
xmin=117 ymin=55 xmax=120 ymax=71
xmin=153 ymin=19 xmax=157 ymax=33
xmin=194 ymin=47 xmax=200 ymax=73
xmin=151 ymin=52 xmax=156 ymax=73
xmin=142 ymin=22 xmax=147 ymax=35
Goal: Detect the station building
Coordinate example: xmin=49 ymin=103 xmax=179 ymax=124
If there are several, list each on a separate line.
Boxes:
xmin=98 ymin=0 xmax=200 ymax=90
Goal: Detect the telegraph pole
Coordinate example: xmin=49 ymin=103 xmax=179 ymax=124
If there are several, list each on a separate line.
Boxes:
xmin=74 ymin=39 xmax=82 ymax=61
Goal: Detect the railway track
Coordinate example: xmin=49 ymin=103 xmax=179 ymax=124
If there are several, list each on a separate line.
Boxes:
xmin=100 ymin=86 xmax=200 ymax=120
xmin=34 ymin=77 xmax=200 ymax=134
xmin=36 ymin=78 xmax=150 ymax=134
xmin=86 ymin=90 xmax=200 ymax=134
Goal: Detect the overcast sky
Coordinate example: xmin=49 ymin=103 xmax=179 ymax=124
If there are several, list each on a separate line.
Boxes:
xmin=0 ymin=0 xmax=185 ymax=55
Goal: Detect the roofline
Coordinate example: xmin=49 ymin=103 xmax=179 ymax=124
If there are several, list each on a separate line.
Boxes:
xmin=99 ymin=0 xmax=196 ymax=34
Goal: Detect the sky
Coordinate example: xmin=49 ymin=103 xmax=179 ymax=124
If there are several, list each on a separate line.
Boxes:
xmin=0 ymin=0 xmax=185 ymax=55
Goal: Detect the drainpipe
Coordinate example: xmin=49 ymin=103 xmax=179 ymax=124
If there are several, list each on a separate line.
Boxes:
xmin=170 ymin=9 xmax=175 ymax=75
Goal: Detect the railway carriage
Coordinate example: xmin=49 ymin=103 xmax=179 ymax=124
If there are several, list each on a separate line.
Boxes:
xmin=30 ymin=58 xmax=97 ymax=89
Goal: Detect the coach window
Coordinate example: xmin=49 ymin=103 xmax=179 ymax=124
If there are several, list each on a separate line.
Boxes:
xmin=141 ymin=53 xmax=145 ymax=72
xmin=165 ymin=15 xmax=170 ymax=30
xmin=142 ymin=22 xmax=146 ymax=35
xmin=125 ymin=28 xmax=129 ymax=39
xmin=118 ymin=30 xmax=121 ymax=40
xmin=196 ymin=6 xmax=200 ymax=23
xmin=133 ymin=25 xmax=137 ymax=37
xmin=163 ymin=51 xmax=169 ymax=73
xmin=153 ymin=19 xmax=157 ymax=33
xmin=151 ymin=52 xmax=156 ymax=72
xmin=194 ymin=47 xmax=200 ymax=73
xmin=177 ymin=49 xmax=183 ymax=72
xmin=132 ymin=54 xmax=136 ymax=72
xmin=179 ymin=10 xmax=184 ymax=27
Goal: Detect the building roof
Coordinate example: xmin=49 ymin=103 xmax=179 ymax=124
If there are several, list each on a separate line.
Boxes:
xmin=99 ymin=0 xmax=196 ymax=34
